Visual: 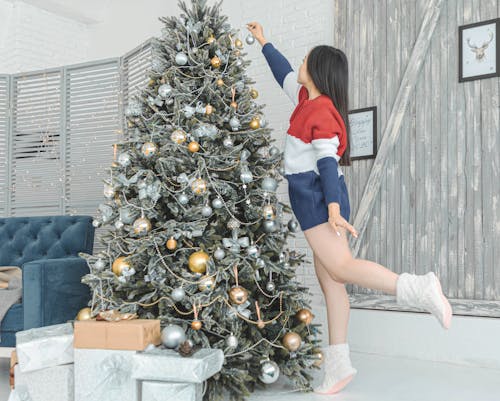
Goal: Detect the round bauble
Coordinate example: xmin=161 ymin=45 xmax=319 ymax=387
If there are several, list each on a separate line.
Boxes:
xmin=175 ymin=52 xmax=188 ymax=65
xmin=76 ymin=307 xmax=92 ymax=321
xmin=295 ymin=308 xmax=314 ymax=325
xmin=191 ymin=178 xmax=207 ymax=195
xmin=133 ymin=217 xmax=152 ymax=235
xmin=178 ymin=193 xmax=189 ymax=205
xmin=187 ymin=141 xmax=200 ymax=153
xmin=282 ymin=331 xmax=301 ymax=351
xmin=112 ymin=256 xmax=130 ymax=276
xmin=245 ymin=34 xmax=255 ymax=45
xmin=287 ymin=218 xmax=300 ymax=233
xmin=201 ymin=205 xmax=213 ymax=217
xmin=229 ymin=285 xmax=248 ymax=305
xmin=198 ymin=275 xmax=216 ymax=292
xmin=261 ymin=177 xmax=278 ymax=192
xmin=188 ymin=250 xmax=210 ymax=274
xmin=262 ymin=204 xmax=276 ymax=220
xmin=259 ymin=360 xmax=280 ymax=384
xmin=312 ymin=349 xmax=324 ymax=367
xmin=213 ymin=247 xmax=225 ymax=260
xmin=171 ymin=129 xmax=187 ymax=144
xmin=166 ymin=237 xmax=177 ymax=250
xmin=249 ymin=117 xmax=260 ymax=130
xmin=171 ymin=287 xmax=185 ymax=302
xmin=161 ymin=324 xmax=186 ymax=348
xmin=226 ymin=334 xmax=238 ymax=348
xmin=210 ymin=56 xmax=221 ymax=68
xmin=211 ymin=197 xmax=223 ymax=209
xmin=141 ymin=142 xmax=158 ymax=158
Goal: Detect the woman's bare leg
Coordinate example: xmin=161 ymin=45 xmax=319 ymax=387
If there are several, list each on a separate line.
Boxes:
xmin=313 ymin=252 xmax=351 ymax=345
xmin=304 ymin=223 xmax=399 ymax=295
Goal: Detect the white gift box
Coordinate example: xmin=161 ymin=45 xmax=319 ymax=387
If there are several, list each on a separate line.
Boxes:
xmin=74 ymin=348 xmax=139 ymax=401
xmin=131 ymin=347 xmax=224 ymax=383
xmin=141 ymin=380 xmax=203 ymax=401
xmin=15 ymin=323 xmax=74 ymax=373
xmin=13 ymin=363 xmax=74 ymax=401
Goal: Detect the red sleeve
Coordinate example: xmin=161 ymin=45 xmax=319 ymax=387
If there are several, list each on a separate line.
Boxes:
xmin=307 ymin=106 xmax=343 ymax=140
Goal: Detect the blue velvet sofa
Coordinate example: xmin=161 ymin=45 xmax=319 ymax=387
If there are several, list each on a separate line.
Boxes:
xmin=0 ymin=215 xmax=95 ymax=347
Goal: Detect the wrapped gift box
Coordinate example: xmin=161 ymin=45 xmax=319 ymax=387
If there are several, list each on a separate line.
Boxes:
xmin=15 ymin=323 xmax=74 ymax=373
xmin=132 ymin=347 xmax=224 ymax=383
xmin=141 ymin=380 xmax=203 ymax=401
xmin=74 ymin=348 xmax=139 ymax=401
xmin=13 ymin=363 xmax=74 ymax=401
xmin=73 ymin=319 xmax=161 ymax=351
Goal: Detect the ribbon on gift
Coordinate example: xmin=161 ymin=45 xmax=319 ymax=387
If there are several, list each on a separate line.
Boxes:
xmin=16 ymin=323 xmax=73 ymax=345
xmin=82 ymin=353 xmax=134 ymax=399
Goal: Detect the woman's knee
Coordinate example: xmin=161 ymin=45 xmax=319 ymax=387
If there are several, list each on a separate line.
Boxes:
xmin=313 ymin=253 xmax=346 ymax=284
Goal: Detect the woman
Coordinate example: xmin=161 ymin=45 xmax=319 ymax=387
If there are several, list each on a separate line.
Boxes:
xmin=246 ymin=22 xmax=453 ymax=395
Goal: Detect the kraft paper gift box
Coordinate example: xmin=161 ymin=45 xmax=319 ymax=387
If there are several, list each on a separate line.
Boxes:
xmin=13 ymin=363 xmax=74 ymax=401
xmin=74 ymin=348 xmax=139 ymax=401
xmin=141 ymin=380 xmax=204 ymax=401
xmin=73 ymin=319 xmax=161 ymax=350
xmin=15 ymin=322 xmax=74 ymax=373
xmin=131 ymin=347 xmax=224 ymax=383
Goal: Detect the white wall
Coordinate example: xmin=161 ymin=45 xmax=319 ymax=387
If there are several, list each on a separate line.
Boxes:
xmin=0 ymin=0 xmax=336 ymax=305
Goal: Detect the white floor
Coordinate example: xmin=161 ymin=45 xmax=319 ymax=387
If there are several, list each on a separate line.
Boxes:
xmin=2 ymin=350 xmax=500 ymax=401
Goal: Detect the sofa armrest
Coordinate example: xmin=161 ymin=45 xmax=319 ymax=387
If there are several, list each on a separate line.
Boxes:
xmin=22 ymin=257 xmax=91 ymax=329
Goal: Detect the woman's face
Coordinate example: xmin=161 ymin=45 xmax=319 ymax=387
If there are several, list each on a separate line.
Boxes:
xmin=298 ymin=50 xmax=311 ymax=85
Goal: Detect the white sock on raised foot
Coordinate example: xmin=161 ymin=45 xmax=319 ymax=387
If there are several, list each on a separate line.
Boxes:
xmin=313 ymin=342 xmax=357 ymax=395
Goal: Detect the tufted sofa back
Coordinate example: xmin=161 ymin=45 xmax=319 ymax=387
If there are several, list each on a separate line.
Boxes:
xmin=0 ymin=215 xmax=95 ymax=267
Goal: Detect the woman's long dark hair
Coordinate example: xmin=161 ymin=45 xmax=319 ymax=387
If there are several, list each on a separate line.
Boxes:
xmin=307 ymin=45 xmax=351 ymax=166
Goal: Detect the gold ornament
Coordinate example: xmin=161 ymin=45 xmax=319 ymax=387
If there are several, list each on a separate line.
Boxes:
xmin=188 ymin=250 xmax=210 ymax=274
xmin=262 ymin=204 xmax=276 ymax=220
xmin=210 ymin=56 xmax=221 ymax=68
xmin=235 ymin=38 xmax=243 ymax=48
xmin=282 ymin=331 xmax=302 ymax=352
xmin=112 ymin=256 xmax=131 ymax=276
xmin=141 ymin=142 xmax=158 ymax=157
xmin=171 ymin=129 xmax=187 ymax=144
xmin=191 ymin=320 xmax=202 ymax=330
xmin=133 ymin=216 xmax=152 ymax=235
xmin=296 ymin=308 xmax=314 ymax=325
xmin=198 ymin=275 xmax=216 ymax=292
xmin=234 ymin=49 xmax=241 ymax=57
xmin=249 ymin=117 xmax=260 ymax=130
xmin=230 ymin=101 xmax=238 ymax=109
xmin=250 ymin=88 xmax=259 ymax=99
xmin=96 ymin=310 xmax=137 ymax=322
xmin=148 ymin=78 xmax=155 ymax=87
xmin=191 ymin=178 xmax=207 ymax=195
xmin=166 ymin=237 xmax=177 ymax=250
xmin=229 ymin=286 xmax=248 ymax=305
xmin=312 ymin=348 xmax=324 ymax=367
xmin=207 ymin=35 xmax=216 ymax=44
xmin=127 ymin=120 xmax=134 ymax=128
xmin=76 ymin=307 xmax=92 ymax=321
xmin=188 ymin=141 xmax=200 ymax=153
xmin=205 ymin=104 xmax=214 ymax=115
xmin=216 ymin=78 xmax=224 ymax=87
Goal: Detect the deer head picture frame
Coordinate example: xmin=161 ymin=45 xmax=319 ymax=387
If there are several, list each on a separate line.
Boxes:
xmin=459 ymin=17 xmax=499 ymax=82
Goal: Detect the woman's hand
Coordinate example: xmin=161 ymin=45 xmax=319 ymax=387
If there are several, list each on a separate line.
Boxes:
xmin=328 ymin=202 xmax=358 ymax=238
xmin=246 ymin=22 xmax=267 ymax=46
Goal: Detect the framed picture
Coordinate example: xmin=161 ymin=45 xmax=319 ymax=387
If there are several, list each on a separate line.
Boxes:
xmin=347 ymin=106 xmax=377 ymax=161
xmin=459 ymin=18 xmax=499 ymax=82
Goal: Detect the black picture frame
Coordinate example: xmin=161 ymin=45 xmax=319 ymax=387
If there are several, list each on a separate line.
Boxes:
xmin=347 ymin=106 xmax=377 ymax=161
xmin=458 ymin=17 xmax=499 ymax=82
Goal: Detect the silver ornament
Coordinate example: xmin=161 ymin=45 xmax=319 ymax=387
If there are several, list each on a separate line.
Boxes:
xmin=229 ymin=116 xmax=241 ymax=131
xmin=256 ymin=258 xmax=266 ymax=268
xmin=117 ymin=152 xmax=131 ymax=167
xmin=114 ymin=220 xmax=124 ymax=229
xmin=266 ymin=281 xmax=276 ymax=292
xmin=119 ymin=207 xmax=135 ymax=224
xmin=214 ymin=247 xmax=226 ymax=260
xmin=261 ymin=177 xmax=278 ymax=192
xmin=259 ymin=360 xmax=280 ymax=384
xmin=158 ymin=83 xmax=173 ymax=98
xmin=171 ymin=287 xmax=185 ymax=302
xmin=278 ymin=166 xmax=285 ymax=176
xmin=175 ymin=52 xmax=188 ymax=65
xmin=103 ymin=183 xmax=114 ymax=199
xmin=92 ymin=219 xmax=100 ymax=227
xmin=240 ymin=168 xmax=253 ymax=184
xmin=94 ymin=258 xmax=105 ymax=270
xmin=177 ymin=173 xmax=189 ymax=183
xmin=287 ymin=218 xmax=300 ymax=233
xmin=245 ymin=34 xmax=255 ymax=45
xmin=178 ymin=193 xmax=189 ymax=205
xmin=201 ymin=205 xmax=213 ymax=217
xmin=223 ymin=136 xmax=233 ymax=148
xmin=212 ymin=197 xmax=223 ymax=209
xmin=269 ymin=146 xmax=280 ymax=156
xmin=247 ymin=244 xmax=260 ymax=258
xmin=259 ymin=117 xmax=268 ymax=128
xmin=226 ymin=334 xmax=238 ymax=348
xmin=234 ymin=80 xmax=245 ymax=92
xmin=161 ymin=324 xmax=186 ymax=349
xmin=262 ymin=204 xmax=276 ymax=220
xmin=263 ymin=220 xmax=277 ymax=233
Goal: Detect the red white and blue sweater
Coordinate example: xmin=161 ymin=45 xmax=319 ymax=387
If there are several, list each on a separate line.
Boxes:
xmin=262 ymin=42 xmax=348 ymax=230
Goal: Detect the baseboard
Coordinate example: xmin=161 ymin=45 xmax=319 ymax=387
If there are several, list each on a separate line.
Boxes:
xmin=312 ymin=302 xmax=500 ymax=370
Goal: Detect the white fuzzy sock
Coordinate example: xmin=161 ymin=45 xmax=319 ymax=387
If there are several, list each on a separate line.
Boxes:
xmin=313 ymin=342 xmax=357 ymax=394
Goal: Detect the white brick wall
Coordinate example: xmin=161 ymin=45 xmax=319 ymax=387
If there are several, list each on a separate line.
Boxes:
xmin=0 ymin=0 xmax=89 ymax=74
xmin=239 ymin=0 xmax=335 ymax=305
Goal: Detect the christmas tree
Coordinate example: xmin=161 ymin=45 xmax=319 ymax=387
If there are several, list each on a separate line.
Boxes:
xmin=78 ymin=0 xmax=323 ymax=399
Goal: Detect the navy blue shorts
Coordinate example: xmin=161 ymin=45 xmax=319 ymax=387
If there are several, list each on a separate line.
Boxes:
xmin=288 ymin=174 xmax=350 ymax=232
